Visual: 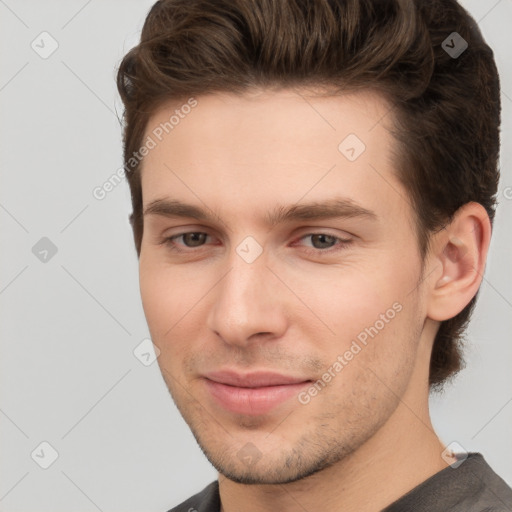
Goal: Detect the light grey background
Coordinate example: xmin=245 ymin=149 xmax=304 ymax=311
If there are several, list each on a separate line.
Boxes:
xmin=0 ymin=1 xmax=510 ymax=511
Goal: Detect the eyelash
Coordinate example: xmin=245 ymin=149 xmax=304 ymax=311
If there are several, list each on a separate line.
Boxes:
xmin=160 ymin=232 xmax=352 ymax=256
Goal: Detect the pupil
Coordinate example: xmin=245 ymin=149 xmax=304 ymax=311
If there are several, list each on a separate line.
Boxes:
xmin=312 ymin=234 xmax=335 ymax=249
xmin=185 ymin=233 xmax=205 ymax=247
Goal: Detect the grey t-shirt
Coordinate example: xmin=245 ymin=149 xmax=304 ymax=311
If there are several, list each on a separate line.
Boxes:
xmin=167 ymin=453 xmax=512 ymax=512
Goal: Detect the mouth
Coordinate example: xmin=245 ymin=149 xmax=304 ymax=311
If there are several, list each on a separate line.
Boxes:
xmin=202 ymin=370 xmax=312 ymax=415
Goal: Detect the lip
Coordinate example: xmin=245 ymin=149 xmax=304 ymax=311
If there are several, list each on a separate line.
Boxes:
xmin=202 ymin=370 xmax=312 ymax=415
xmin=204 ymin=370 xmax=310 ymax=388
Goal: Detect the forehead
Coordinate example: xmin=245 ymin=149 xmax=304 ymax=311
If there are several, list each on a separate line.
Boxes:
xmin=140 ymin=88 xmax=410 ymax=226
xmin=143 ymin=87 xmax=394 ymax=155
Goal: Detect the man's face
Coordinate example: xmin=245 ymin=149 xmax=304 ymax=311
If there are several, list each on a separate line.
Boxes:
xmin=139 ymin=88 xmax=431 ymax=484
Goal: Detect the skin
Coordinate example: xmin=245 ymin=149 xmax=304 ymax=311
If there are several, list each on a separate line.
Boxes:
xmin=138 ymin=88 xmax=491 ymax=511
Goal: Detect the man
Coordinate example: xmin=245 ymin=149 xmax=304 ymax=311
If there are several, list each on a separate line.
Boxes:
xmin=116 ymin=0 xmax=512 ymax=510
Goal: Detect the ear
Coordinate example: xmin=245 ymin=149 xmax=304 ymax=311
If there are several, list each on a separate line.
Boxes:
xmin=426 ymin=202 xmax=492 ymax=322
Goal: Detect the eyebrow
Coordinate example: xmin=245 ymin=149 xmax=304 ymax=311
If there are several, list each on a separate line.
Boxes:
xmin=143 ymin=197 xmax=378 ymax=229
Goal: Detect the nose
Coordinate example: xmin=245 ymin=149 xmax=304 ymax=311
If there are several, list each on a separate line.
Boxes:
xmin=206 ymin=248 xmax=288 ymax=347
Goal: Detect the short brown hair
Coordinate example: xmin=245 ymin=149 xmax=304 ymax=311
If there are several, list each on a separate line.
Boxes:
xmin=116 ymin=0 xmax=501 ymax=388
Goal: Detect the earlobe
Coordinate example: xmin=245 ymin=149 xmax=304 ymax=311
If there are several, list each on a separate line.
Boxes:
xmin=427 ymin=202 xmax=491 ymax=322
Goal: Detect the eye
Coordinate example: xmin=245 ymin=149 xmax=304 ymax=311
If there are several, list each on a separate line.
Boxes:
xmin=162 ymin=232 xmax=211 ymax=251
xmin=160 ymin=231 xmax=352 ymax=255
xmin=302 ymin=233 xmax=338 ymax=250
xmin=294 ymin=233 xmax=352 ymax=254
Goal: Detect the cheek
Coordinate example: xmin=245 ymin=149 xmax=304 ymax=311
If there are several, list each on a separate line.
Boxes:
xmin=139 ymin=255 xmax=199 ymax=342
xmin=315 ymin=297 xmax=421 ymax=420
xmin=283 ymin=250 xmax=419 ymax=343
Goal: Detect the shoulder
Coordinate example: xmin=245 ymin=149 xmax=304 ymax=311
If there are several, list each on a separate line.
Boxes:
xmin=165 ymin=480 xmax=220 ymax=512
xmin=458 ymin=453 xmax=512 ymax=510
xmin=384 ymin=453 xmax=512 ymax=512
